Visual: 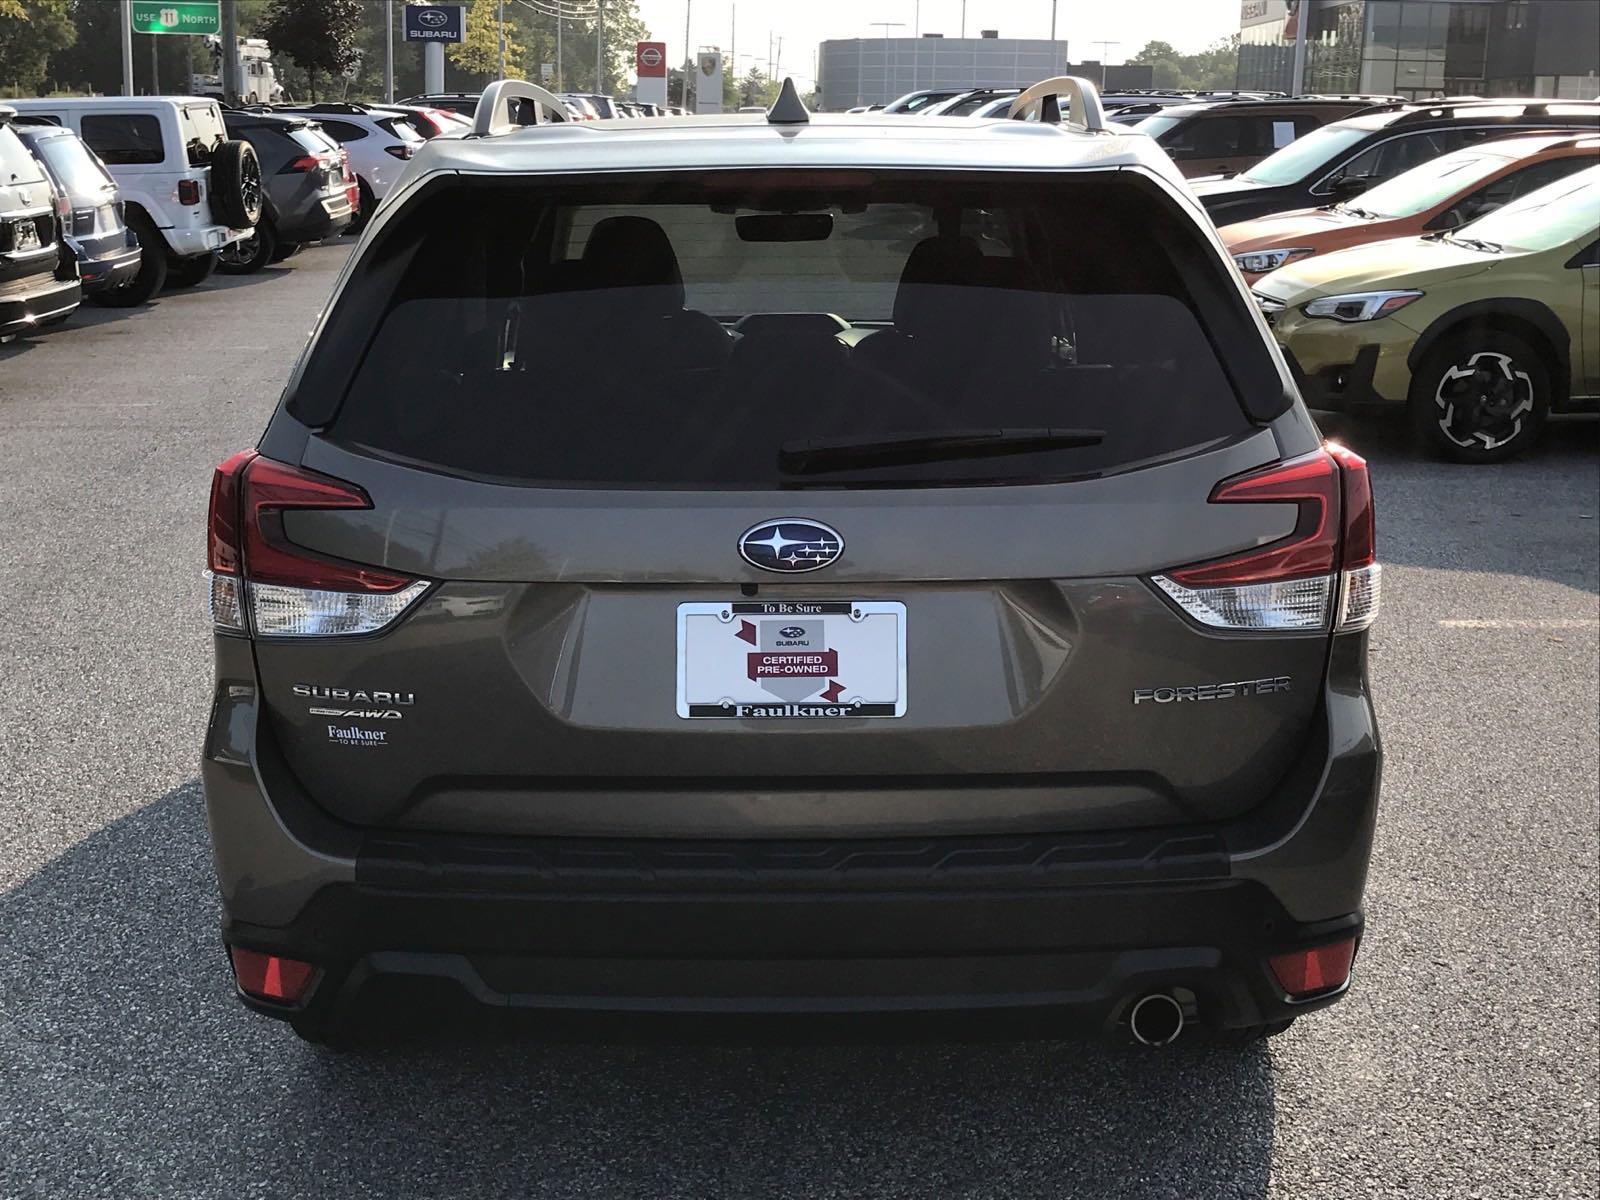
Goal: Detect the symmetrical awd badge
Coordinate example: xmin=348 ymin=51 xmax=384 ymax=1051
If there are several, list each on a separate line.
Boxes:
xmin=738 ymin=519 xmax=844 ymax=573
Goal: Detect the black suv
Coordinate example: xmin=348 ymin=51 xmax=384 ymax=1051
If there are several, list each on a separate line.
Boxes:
xmin=0 ymin=107 xmax=78 ymax=338
xmin=1193 ymin=98 xmax=1600 ymax=224
xmin=220 ymin=110 xmax=354 ymax=273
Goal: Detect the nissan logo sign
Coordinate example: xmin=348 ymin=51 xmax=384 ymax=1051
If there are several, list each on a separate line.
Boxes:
xmin=418 ymin=8 xmax=448 ymax=26
xmin=738 ymin=520 xmax=845 ymax=574
xmin=640 ymin=46 xmax=662 ymax=68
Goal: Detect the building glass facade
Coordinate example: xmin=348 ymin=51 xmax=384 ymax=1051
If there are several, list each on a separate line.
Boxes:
xmin=1237 ymin=0 xmax=1599 ymax=100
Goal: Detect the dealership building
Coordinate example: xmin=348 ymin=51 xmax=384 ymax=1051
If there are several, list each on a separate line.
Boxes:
xmin=1238 ymin=0 xmax=1600 ymax=99
xmin=816 ymin=34 xmax=1154 ymax=110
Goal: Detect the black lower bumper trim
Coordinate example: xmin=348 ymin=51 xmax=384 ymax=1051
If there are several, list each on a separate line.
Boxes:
xmin=226 ymin=877 xmax=1362 ymax=1032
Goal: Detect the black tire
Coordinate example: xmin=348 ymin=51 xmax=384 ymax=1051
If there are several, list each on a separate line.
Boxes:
xmin=166 ymin=252 xmax=218 ymax=289
xmin=209 ymin=139 xmax=264 ymax=229
xmin=91 ymin=211 xmax=166 ymax=307
xmin=1408 ymin=328 xmax=1551 ymax=464
xmin=347 ymin=178 xmax=376 ymax=234
xmin=217 ymin=223 xmax=276 ymax=275
xmin=270 ymin=239 xmax=303 ymax=262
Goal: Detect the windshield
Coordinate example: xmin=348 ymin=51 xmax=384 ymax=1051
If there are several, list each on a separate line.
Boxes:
xmin=33 ymin=133 xmax=114 ymax=197
xmin=1353 ymin=147 xmax=1517 ymax=218
xmin=1451 ymin=165 xmax=1600 ymax=252
xmin=1240 ymin=124 xmax=1370 ymax=186
xmin=317 ymin=172 xmax=1266 ymax=489
xmin=1133 ymin=114 xmax=1183 ymax=140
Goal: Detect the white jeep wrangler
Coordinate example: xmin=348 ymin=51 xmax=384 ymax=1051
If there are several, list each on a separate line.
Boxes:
xmin=7 ymin=95 xmax=262 ymax=297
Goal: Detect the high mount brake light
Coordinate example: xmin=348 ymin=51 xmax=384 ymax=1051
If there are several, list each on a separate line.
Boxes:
xmin=1153 ymin=445 xmax=1380 ymax=632
xmin=206 ymin=452 xmax=428 ymax=638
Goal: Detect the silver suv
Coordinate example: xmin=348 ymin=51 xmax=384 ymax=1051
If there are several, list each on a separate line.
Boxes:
xmin=202 ymin=79 xmax=1383 ymax=1048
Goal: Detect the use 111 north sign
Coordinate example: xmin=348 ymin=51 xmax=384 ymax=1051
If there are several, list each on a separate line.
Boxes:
xmin=130 ymin=2 xmax=221 ymax=35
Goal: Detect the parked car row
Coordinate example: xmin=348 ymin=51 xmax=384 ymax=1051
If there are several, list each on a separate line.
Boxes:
xmin=0 ymin=90 xmax=508 ymax=341
xmin=2 ymin=94 xmax=265 ymax=335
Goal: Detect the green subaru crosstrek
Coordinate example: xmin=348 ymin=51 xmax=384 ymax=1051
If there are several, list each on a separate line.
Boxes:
xmin=1258 ymin=164 xmax=1600 ymax=462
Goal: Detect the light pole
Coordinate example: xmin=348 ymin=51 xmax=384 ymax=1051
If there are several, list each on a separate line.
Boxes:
xmin=384 ymin=0 xmax=394 ymax=102
xmin=498 ymin=0 xmax=506 ymax=77
xmin=596 ymin=0 xmax=604 ymax=94
xmin=119 ymin=0 xmax=134 ymax=96
xmin=869 ymin=21 xmax=904 ymax=107
xmin=682 ymin=0 xmax=693 ymax=109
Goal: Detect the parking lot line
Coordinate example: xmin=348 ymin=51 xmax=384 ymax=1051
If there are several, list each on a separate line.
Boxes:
xmin=1438 ymin=617 xmax=1600 ymax=629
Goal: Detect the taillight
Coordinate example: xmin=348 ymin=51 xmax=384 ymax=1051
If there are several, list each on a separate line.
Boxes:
xmin=1326 ymin=442 xmax=1381 ymax=631
xmin=1269 ymin=937 xmax=1357 ymax=1000
xmin=177 ymin=178 xmax=201 ymax=205
xmin=1153 ymin=444 xmax=1379 ymax=632
xmin=230 ymin=947 xmax=318 ymax=1005
xmin=205 ymin=452 xmax=428 ymax=638
xmin=383 ymin=143 xmax=415 ymax=159
xmin=53 ymin=191 xmax=71 ymax=220
xmin=280 ymin=154 xmax=322 ymax=173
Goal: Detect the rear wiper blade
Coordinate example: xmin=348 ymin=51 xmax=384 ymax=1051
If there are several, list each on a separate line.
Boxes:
xmin=779 ymin=428 xmax=1105 ymax=474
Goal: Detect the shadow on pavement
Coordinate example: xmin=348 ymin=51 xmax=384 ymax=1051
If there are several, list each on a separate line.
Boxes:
xmin=0 ymin=780 xmax=1276 ymax=1199
xmin=1313 ymin=408 xmax=1599 ymax=591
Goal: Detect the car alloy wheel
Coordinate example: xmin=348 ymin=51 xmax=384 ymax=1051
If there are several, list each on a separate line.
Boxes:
xmin=1430 ymin=350 xmax=1534 ymax=451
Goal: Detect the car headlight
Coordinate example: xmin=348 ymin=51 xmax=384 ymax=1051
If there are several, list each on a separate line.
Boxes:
xmin=1233 ymin=247 xmax=1314 ymax=274
xmin=1302 ymin=290 xmax=1424 ymax=322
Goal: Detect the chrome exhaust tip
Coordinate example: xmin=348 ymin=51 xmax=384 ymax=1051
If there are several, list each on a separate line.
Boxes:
xmin=1129 ymin=992 xmax=1185 ymax=1046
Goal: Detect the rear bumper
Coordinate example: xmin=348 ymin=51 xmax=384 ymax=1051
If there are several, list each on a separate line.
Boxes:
xmin=0 ymin=272 xmax=80 ymax=335
xmin=202 ymin=634 xmax=1381 ymax=1031
xmin=162 ymin=223 xmax=247 ymax=258
xmin=275 ymin=194 xmax=355 ymax=243
xmin=73 ymin=238 xmax=142 ymax=292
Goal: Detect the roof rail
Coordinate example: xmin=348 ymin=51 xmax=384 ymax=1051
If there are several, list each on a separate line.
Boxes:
xmin=471 ymin=79 xmax=569 ymax=136
xmin=1006 ymin=76 xmax=1106 ymax=132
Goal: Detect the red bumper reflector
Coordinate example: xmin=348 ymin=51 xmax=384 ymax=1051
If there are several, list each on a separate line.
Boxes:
xmin=230 ymin=947 xmax=317 ymax=1004
xmin=1269 ymin=938 xmax=1357 ymax=999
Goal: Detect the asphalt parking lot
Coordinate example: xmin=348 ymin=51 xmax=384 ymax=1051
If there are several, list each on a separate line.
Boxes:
xmin=0 ymin=243 xmax=1595 ymax=1199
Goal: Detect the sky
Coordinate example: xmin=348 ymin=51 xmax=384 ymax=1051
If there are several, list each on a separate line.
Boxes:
xmin=629 ymin=0 xmax=1244 ymax=88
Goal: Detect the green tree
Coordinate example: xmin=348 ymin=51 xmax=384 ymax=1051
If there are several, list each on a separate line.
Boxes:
xmin=1129 ymin=36 xmax=1240 ymax=91
xmin=0 ymin=0 xmax=74 ymax=95
xmin=257 ymin=0 xmax=360 ymax=101
xmin=450 ymin=0 xmax=524 ymax=81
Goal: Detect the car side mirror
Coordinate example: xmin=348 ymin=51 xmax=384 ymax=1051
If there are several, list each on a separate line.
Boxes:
xmin=1328 ymin=174 xmax=1370 ymax=199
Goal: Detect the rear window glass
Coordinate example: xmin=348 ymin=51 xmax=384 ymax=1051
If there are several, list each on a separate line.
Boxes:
xmin=183 ymin=103 xmax=227 ymax=166
xmin=290 ymin=125 xmax=340 ymax=155
xmin=32 ymin=133 xmax=113 ymax=196
xmin=316 ymin=172 xmax=1267 ymax=489
xmin=80 ymin=113 xmax=164 ymax=165
xmin=0 ymin=126 xmax=47 ymax=185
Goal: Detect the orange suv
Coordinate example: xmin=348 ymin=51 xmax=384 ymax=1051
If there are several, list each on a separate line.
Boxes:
xmin=1222 ymin=131 xmax=1599 ymax=283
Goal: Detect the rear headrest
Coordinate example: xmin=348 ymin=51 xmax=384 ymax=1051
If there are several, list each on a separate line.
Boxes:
xmin=893 ymin=236 xmax=986 ymax=334
xmin=580 ymin=215 xmax=685 ymax=308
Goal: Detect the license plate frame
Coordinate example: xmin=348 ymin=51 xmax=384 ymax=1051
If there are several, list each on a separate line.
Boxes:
xmin=676 ymin=600 xmax=907 ymax=720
